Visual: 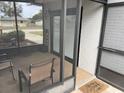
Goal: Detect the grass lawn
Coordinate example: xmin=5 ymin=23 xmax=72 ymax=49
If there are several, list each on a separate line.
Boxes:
xmin=30 ymin=31 xmax=43 ymax=36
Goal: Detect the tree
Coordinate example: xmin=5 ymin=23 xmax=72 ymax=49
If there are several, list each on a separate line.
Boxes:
xmin=0 ymin=2 xmax=22 ymax=17
xmin=32 ymin=9 xmax=42 ymax=22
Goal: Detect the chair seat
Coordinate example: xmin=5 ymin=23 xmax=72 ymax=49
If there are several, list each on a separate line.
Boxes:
xmin=0 ymin=62 xmax=11 ymax=70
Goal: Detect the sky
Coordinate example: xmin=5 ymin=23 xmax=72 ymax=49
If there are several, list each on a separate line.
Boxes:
xmin=0 ymin=2 xmax=42 ymax=18
xmin=19 ymin=3 xmax=42 ymax=18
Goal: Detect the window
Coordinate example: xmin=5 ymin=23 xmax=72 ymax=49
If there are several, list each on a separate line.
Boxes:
xmin=97 ymin=4 xmax=124 ymax=91
xmin=0 ymin=1 xmax=17 ymax=49
xmin=16 ymin=2 xmax=43 ymax=47
xmin=52 ymin=9 xmax=76 ymax=80
xmin=0 ymin=1 xmax=43 ymax=49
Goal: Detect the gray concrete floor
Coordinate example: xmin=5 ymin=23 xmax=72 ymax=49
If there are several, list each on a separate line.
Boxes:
xmin=0 ymin=52 xmax=72 ymax=93
xmin=0 ymin=68 xmax=20 ymax=93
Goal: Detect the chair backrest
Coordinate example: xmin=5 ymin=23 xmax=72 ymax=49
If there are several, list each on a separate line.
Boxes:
xmin=0 ymin=53 xmax=11 ymax=63
xmin=0 ymin=53 xmax=13 ymax=70
xmin=29 ymin=58 xmax=55 ymax=85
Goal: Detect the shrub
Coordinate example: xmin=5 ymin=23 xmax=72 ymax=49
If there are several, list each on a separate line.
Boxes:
xmin=2 ymin=30 xmax=25 ymax=42
xmin=18 ymin=30 xmax=25 ymax=41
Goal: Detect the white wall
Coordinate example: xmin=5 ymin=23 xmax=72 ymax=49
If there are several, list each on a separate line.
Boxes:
xmin=79 ymin=0 xmax=103 ymax=75
xmin=108 ymin=0 xmax=124 ymax=3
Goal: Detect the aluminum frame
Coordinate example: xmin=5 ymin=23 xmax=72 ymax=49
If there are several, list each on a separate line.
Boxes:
xmin=50 ymin=7 xmax=79 ymax=82
xmin=59 ymin=0 xmax=67 ymax=83
xmin=73 ymin=0 xmax=82 ymax=89
xmin=90 ymin=0 xmax=107 ymax=4
xmin=48 ymin=1 xmax=82 ymax=89
xmin=96 ymin=1 xmax=124 ymax=91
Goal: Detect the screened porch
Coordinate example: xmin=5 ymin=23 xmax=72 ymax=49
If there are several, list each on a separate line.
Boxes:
xmin=0 ymin=0 xmax=81 ymax=93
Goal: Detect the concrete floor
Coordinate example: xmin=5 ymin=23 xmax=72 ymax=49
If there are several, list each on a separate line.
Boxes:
xmin=0 ymin=68 xmax=20 ymax=93
xmin=72 ymin=68 xmax=124 ymax=93
xmin=0 ymin=52 xmax=73 ymax=93
xmin=1 ymin=52 xmax=123 ymax=93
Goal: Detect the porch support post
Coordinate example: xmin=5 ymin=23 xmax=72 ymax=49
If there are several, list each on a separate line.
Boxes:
xmin=60 ymin=0 xmax=67 ymax=82
xmin=50 ymin=14 xmax=53 ymax=53
xmin=73 ymin=0 xmax=82 ymax=86
xmin=13 ymin=1 xmax=20 ymax=48
xmin=42 ymin=4 xmax=46 ymax=45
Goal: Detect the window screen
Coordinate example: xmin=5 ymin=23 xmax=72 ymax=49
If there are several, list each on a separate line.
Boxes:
xmin=98 ymin=5 xmax=124 ymax=90
xmin=100 ymin=51 xmax=124 ymax=75
xmin=53 ymin=16 xmax=60 ymax=53
xmin=64 ymin=15 xmax=76 ymax=58
xmin=103 ymin=6 xmax=124 ymax=51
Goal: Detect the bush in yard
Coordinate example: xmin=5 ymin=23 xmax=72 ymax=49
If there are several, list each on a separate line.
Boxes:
xmin=1 ymin=33 xmax=9 ymax=42
xmin=2 ymin=30 xmax=25 ymax=42
xmin=18 ymin=30 xmax=25 ymax=41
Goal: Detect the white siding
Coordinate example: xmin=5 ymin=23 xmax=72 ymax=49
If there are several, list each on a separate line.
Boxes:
xmin=79 ymin=0 xmax=103 ymax=74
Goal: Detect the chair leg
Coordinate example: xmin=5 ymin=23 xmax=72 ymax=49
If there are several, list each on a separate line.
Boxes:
xmin=10 ymin=61 xmax=16 ymax=80
xmin=10 ymin=66 xmax=16 ymax=80
xmin=51 ymin=77 xmax=54 ymax=84
xmin=50 ymin=69 xmax=54 ymax=84
xmin=29 ymin=86 xmax=31 ymax=93
xmin=51 ymin=74 xmax=54 ymax=84
xmin=18 ymin=70 xmax=23 ymax=92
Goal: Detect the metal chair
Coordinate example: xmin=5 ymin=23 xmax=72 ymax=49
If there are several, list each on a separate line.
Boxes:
xmin=19 ymin=57 xmax=56 ymax=93
xmin=0 ymin=53 xmax=15 ymax=80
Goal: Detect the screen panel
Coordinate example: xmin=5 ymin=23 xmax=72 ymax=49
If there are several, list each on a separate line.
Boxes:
xmin=64 ymin=15 xmax=76 ymax=59
xmin=98 ymin=5 xmax=124 ymax=91
xmin=53 ymin=16 xmax=60 ymax=53
xmin=100 ymin=51 xmax=124 ymax=75
xmin=0 ymin=1 xmax=17 ymax=49
xmin=15 ymin=2 xmax=43 ymax=47
xmin=103 ymin=6 xmax=124 ymax=51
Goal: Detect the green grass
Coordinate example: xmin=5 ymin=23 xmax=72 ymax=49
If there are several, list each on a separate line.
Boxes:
xmin=30 ymin=31 xmax=43 ymax=36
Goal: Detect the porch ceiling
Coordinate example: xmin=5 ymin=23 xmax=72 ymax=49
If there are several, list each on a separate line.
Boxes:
xmin=1 ymin=0 xmax=58 ymax=4
xmin=2 ymin=0 xmax=107 ymax=4
xmin=34 ymin=0 xmax=58 ymax=3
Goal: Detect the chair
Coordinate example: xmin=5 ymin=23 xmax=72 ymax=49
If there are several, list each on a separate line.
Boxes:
xmin=0 ymin=53 xmax=15 ymax=80
xmin=19 ymin=57 xmax=56 ymax=93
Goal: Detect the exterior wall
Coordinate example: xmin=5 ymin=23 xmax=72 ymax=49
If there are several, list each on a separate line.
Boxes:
xmin=0 ymin=20 xmax=15 ymax=27
xmin=108 ymin=0 xmax=124 ymax=3
xmin=17 ymin=20 xmax=28 ymax=27
xmin=35 ymin=21 xmax=43 ymax=26
xmin=79 ymin=0 xmax=103 ymax=75
xmin=0 ymin=20 xmax=28 ymax=27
